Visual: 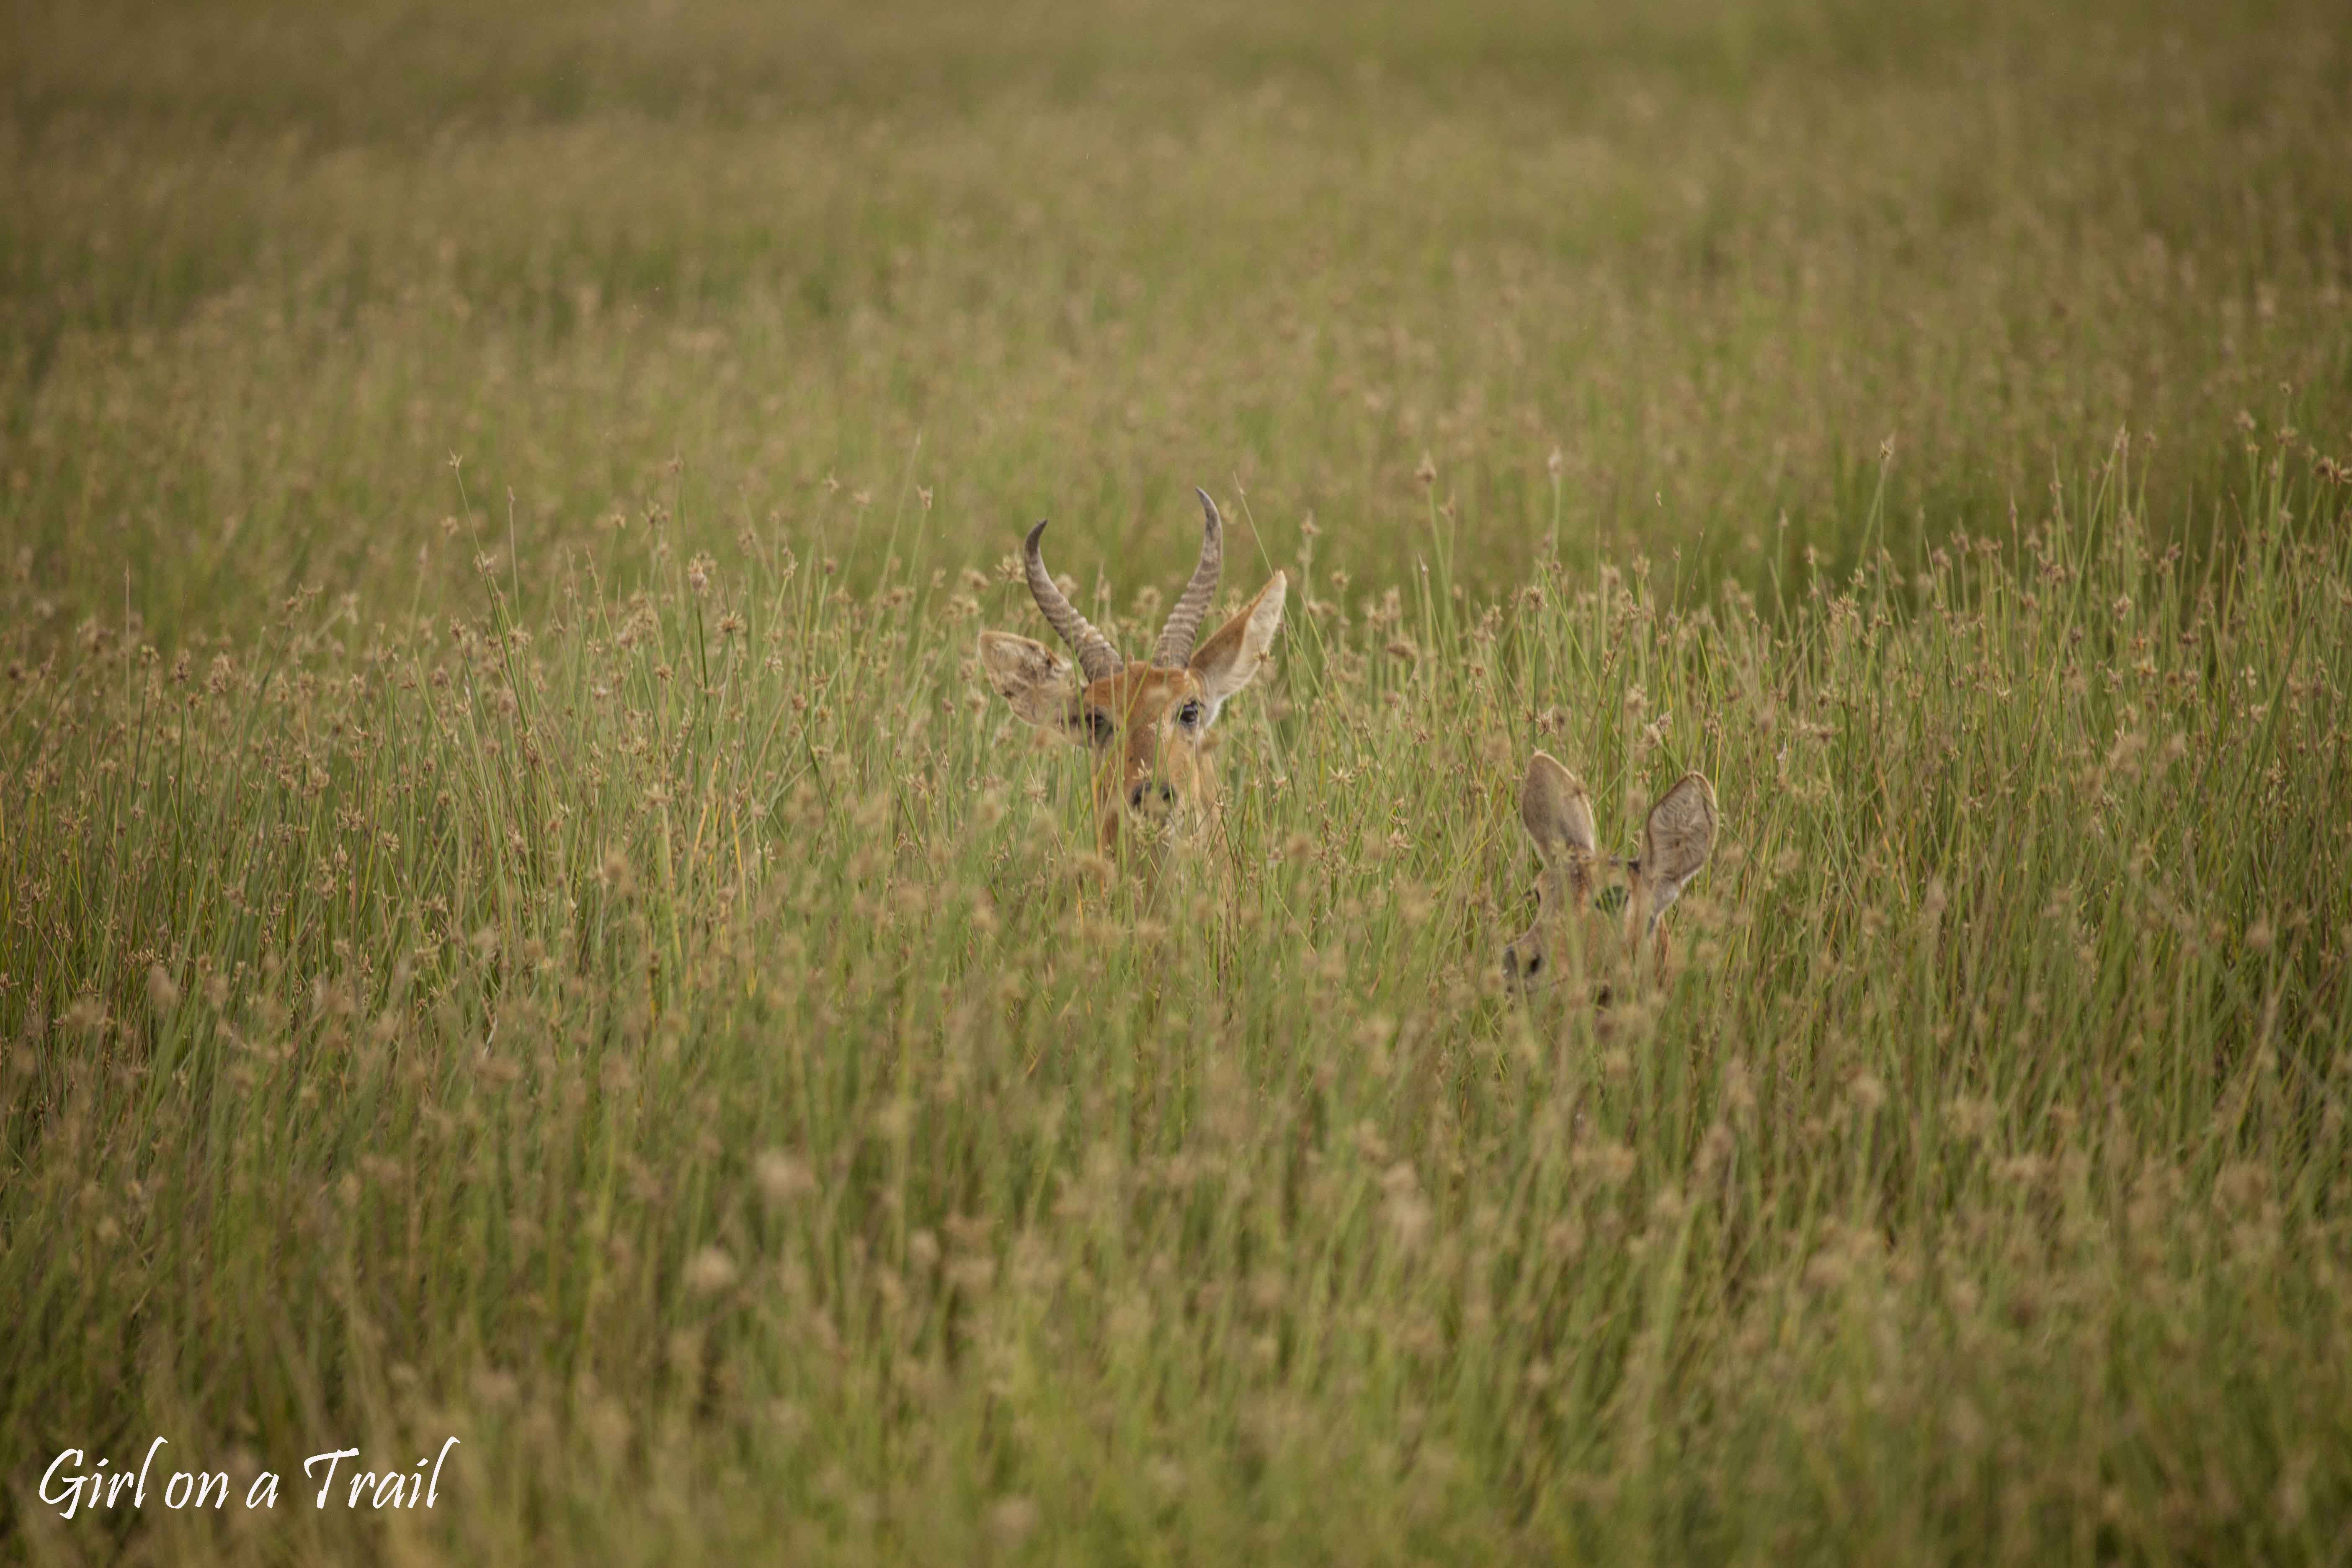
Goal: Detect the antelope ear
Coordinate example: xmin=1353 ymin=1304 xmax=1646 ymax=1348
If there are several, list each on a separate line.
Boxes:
xmin=1188 ymin=572 xmax=1286 ymax=721
xmin=1519 ymin=752 xmax=1598 ymax=869
xmin=1637 ymin=772 xmax=1718 ymax=919
xmin=977 ymin=631 xmax=1097 ymax=743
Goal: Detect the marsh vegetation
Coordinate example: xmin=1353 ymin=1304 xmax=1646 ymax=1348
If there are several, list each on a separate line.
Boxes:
xmin=4 ymin=0 xmax=2351 ymax=1559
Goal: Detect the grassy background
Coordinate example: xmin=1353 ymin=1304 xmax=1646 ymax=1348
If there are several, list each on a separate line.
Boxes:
xmin=4 ymin=0 xmax=2352 ymax=1560
xmin=7 ymin=0 xmax=2351 ymax=640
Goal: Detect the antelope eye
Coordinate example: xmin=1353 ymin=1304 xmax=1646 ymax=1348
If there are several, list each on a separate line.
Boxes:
xmin=1177 ymin=700 xmax=1202 ymax=727
xmin=1083 ymin=709 xmax=1114 ymax=745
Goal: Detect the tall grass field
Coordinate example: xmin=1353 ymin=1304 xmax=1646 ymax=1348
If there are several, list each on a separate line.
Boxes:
xmin=5 ymin=0 xmax=2352 ymax=1560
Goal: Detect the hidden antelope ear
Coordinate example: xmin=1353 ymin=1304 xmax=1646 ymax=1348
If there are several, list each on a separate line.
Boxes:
xmin=1637 ymin=771 xmax=1718 ymax=919
xmin=977 ymin=630 xmax=1096 ymax=743
xmin=1519 ymin=752 xmax=1599 ymax=871
xmin=1188 ymin=573 xmax=1286 ymax=721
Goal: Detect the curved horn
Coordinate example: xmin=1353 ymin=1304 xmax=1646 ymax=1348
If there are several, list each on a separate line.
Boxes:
xmin=1023 ymin=520 xmax=1123 ymax=683
xmin=1152 ymin=487 xmax=1225 ymax=668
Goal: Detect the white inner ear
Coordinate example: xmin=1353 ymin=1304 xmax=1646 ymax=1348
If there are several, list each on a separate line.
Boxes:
xmin=1636 ymin=774 xmax=1717 ymax=924
xmin=977 ymin=631 xmax=1082 ymax=733
xmin=1195 ymin=575 xmax=1287 ymax=725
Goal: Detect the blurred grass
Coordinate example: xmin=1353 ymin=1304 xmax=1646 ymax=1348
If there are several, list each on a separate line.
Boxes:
xmin=4 ymin=0 xmax=2352 ymax=1561
xmin=3 ymin=0 xmax=2348 ymax=642
xmin=3 ymin=0 xmax=1996 ymax=139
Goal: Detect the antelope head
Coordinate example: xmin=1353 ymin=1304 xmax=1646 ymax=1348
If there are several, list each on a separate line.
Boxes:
xmin=1503 ymin=752 xmax=1717 ymax=997
xmin=976 ymin=489 xmax=1287 ymax=864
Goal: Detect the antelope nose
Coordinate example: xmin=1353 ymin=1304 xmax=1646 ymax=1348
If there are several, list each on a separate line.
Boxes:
xmin=1128 ymin=781 xmax=1176 ymax=811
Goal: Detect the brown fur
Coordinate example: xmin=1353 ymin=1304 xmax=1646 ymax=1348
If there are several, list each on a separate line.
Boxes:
xmin=1503 ymin=752 xmax=1717 ymax=998
xmin=979 ymin=574 xmax=1285 ymax=864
